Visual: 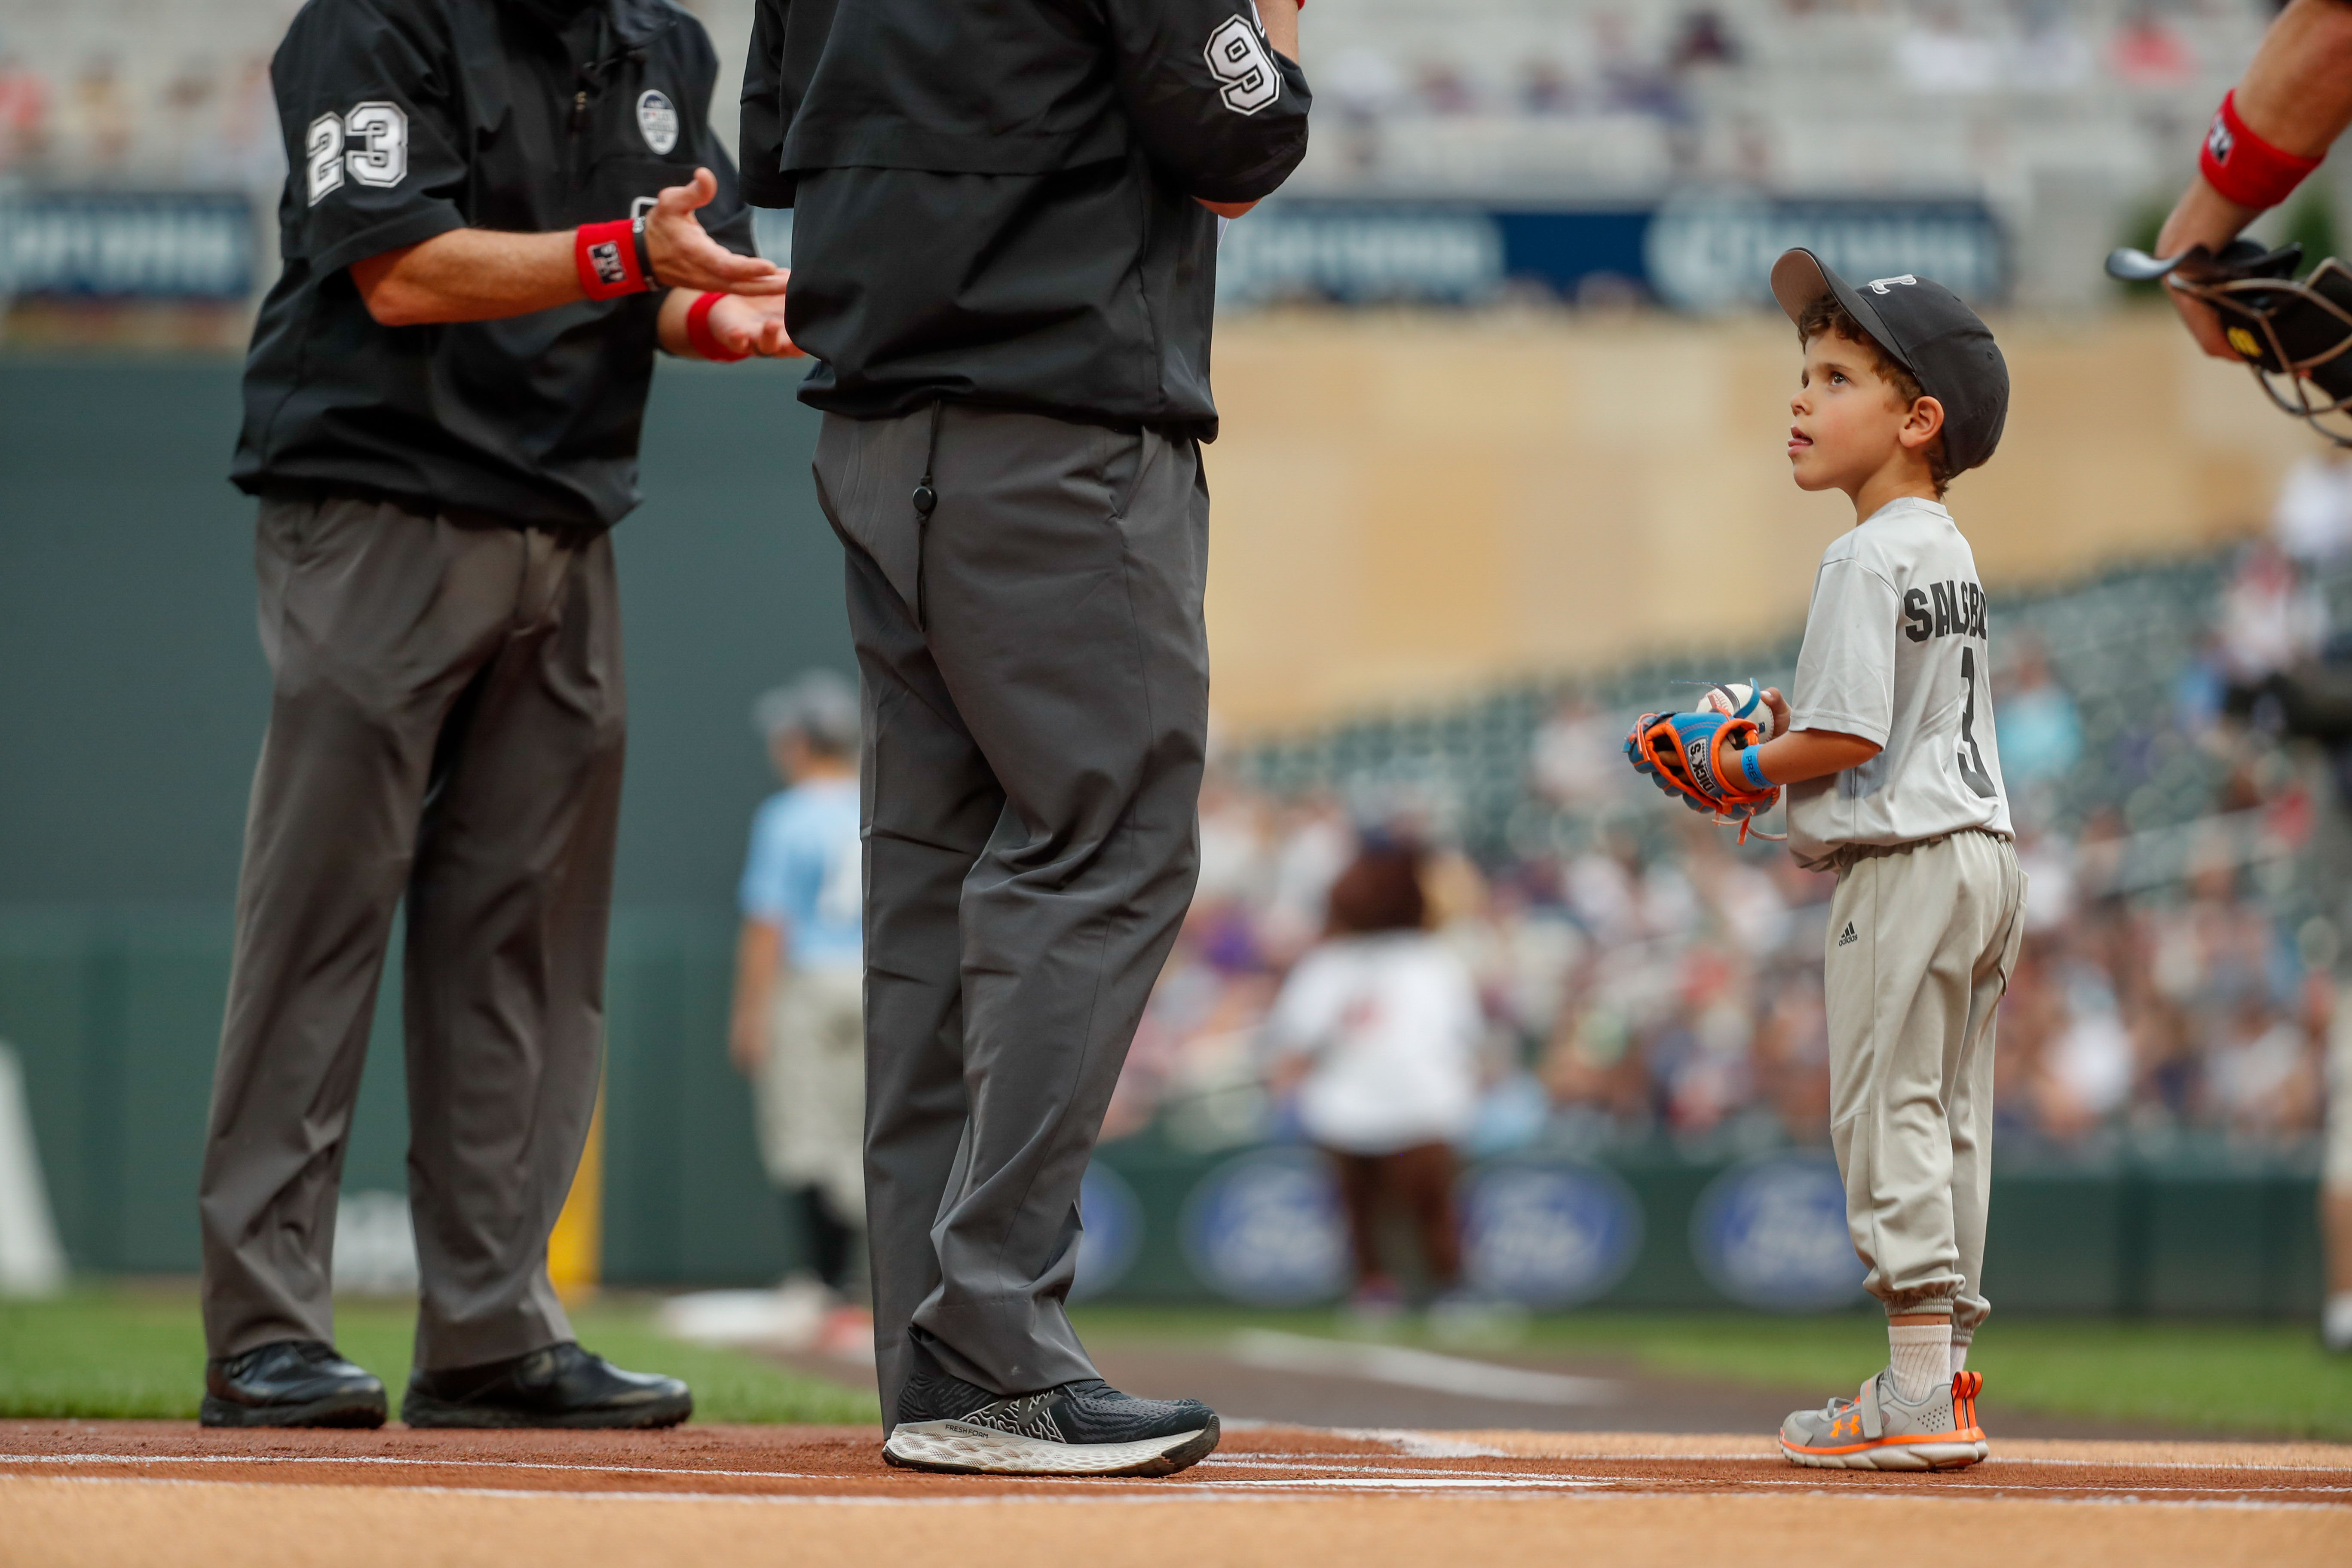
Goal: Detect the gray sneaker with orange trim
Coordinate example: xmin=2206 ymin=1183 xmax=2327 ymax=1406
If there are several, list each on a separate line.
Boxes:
xmin=1778 ymin=1369 xmax=1987 ymax=1470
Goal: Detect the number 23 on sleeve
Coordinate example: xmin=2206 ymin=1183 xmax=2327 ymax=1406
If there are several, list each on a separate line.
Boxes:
xmin=307 ymin=101 xmax=411 ymax=204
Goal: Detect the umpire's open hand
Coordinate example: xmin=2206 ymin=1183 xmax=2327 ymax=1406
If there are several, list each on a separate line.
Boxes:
xmin=705 ymin=289 xmax=805 ymax=358
xmin=647 ymin=168 xmax=789 ymax=295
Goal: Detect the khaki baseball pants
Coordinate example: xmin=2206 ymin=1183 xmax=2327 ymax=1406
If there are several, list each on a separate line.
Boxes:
xmin=1823 ymin=828 xmax=2025 ymax=1344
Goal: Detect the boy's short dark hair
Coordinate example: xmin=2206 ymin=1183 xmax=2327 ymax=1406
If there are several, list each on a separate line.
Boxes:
xmin=1796 ymin=294 xmax=1956 ymax=497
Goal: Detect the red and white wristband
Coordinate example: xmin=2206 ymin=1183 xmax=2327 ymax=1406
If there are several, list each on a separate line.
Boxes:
xmin=2200 ymin=90 xmax=2321 ymax=213
xmin=686 ymin=290 xmax=750 ymax=361
xmin=575 ymin=217 xmax=659 ymax=300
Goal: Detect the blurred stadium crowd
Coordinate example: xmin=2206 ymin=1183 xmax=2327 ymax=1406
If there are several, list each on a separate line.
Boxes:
xmin=0 ymin=0 xmax=2271 ymax=196
xmin=1293 ymin=0 xmax=2262 ymax=200
xmin=1106 ymin=453 xmax=2352 ymax=1167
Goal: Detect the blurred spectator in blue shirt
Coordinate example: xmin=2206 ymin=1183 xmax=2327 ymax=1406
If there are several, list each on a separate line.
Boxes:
xmin=729 ymin=669 xmax=869 ymax=1348
xmin=1998 ymin=637 xmax=2083 ymax=789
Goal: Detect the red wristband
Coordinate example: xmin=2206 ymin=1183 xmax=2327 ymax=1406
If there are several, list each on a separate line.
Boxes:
xmin=2200 ymin=90 xmax=2320 ymax=212
xmin=686 ymin=291 xmax=750 ymax=362
xmin=575 ymin=218 xmax=652 ymax=300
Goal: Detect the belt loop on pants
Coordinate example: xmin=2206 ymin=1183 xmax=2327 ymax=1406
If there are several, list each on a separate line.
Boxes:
xmin=910 ymin=401 xmax=944 ymax=632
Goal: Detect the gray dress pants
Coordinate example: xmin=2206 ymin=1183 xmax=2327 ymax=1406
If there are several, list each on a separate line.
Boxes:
xmin=198 ymin=490 xmax=624 ymax=1371
xmin=813 ymin=405 xmax=1209 ymax=1422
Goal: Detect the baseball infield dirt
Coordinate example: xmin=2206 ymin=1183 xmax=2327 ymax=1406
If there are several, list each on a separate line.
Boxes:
xmin=3 ymin=1420 xmax=2344 ymax=1567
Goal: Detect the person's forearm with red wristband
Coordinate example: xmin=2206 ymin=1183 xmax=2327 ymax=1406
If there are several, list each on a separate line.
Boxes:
xmin=349 ymin=166 xmax=787 ymax=330
xmin=2155 ymin=0 xmax=2352 ymax=359
xmin=657 ymin=284 xmax=802 ymax=361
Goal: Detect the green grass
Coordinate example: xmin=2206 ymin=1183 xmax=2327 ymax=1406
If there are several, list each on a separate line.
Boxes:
xmin=1070 ymin=1305 xmax=2352 ymax=1442
xmin=8 ymin=1291 xmax=2347 ymax=1439
xmin=0 ymin=1286 xmax=877 ymax=1424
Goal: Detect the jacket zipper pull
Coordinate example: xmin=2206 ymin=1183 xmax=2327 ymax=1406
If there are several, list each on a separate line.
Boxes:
xmin=571 ymin=89 xmax=588 ymax=134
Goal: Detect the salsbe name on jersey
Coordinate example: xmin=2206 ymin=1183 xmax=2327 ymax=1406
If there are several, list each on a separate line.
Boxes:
xmin=1902 ymin=579 xmax=1987 ymax=643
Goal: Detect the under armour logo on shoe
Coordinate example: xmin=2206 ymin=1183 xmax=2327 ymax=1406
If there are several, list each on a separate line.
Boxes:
xmin=1838 ymin=922 xmax=1859 ymax=946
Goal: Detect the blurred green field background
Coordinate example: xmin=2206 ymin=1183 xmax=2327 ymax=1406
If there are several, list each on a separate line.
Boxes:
xmin=6 ymin=1289 xmax=2349 ymax=1441
xmin=0 ymin=1286 xmax=876 ymax=1425
xmin=1073 ymin=1305 xmax=2352 ymax=1442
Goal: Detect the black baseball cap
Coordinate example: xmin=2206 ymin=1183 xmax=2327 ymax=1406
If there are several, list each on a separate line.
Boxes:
xmin=1770 ymin=248 xmax=2009 ymax=475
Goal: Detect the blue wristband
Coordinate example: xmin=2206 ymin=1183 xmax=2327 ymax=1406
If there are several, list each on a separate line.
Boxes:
xmin=1741 ymin=745 xmax=1772 ymax=789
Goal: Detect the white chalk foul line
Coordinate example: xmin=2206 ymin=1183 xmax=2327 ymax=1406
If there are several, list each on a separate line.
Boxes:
xmin=1201 ymin=1458 xmax=1557 ymax=1478
xmin=1328 ymin=1429 xmax=1513 ymax=1458
xmin=5 ymin=1472 xmax=2347 ymax=1515
xmin=1347 ymin=1446 xmax=2352 ymax=1476
xmin=0 ymin=1454 xmax=1583 ymax=1492
xmin=1449 ymin=1454 xmax=2352 ymax=1476
xmin=4 ymin=1451 xmax=2348 ymax=1503
xmin=0 ymin=1473 xmax=1251 ymax=1508
xmin=0 ymin=1452 xmax=840 ymax=1484
xmin=1990 ymin=1455 xmax=2352 ymax=1475
xmin=1204 ymin=1477 xmax=1609 ymax=1491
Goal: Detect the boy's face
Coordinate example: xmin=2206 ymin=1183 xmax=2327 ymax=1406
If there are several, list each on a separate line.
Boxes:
xmin=1787 ymin=328 xmax=1936 ymax=497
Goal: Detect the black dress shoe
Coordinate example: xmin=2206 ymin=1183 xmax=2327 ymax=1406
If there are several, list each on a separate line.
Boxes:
xmin=200 ymin=1339 xmax=388 ymax=1428
xmin=401 ymin=1341 xmax=692 ymax=1430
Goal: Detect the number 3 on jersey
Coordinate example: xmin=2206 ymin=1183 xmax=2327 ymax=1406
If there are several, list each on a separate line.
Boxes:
xmin=1957 ymin=645 xmax=1999 ymax=800
xmin=307 ymin=102 xmax=410 ymax=205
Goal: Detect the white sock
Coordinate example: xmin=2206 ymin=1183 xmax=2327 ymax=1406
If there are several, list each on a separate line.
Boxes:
xmin=1950 ymin=1341 xmax=1969 ymax=1376
xmin=1888 ymin=1321 xmax=1952 ymax=1403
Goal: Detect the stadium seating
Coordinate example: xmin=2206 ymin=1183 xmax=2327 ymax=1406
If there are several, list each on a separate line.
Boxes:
xmin=0 ymin=0 xmax=2263 ymax=209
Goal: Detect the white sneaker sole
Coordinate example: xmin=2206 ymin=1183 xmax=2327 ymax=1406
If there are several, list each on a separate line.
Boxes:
xmin=883 ymin=1417 xmax=1219 ymax=1477
xmin=1779 ymin=1438 xmax=1989 ymax=1471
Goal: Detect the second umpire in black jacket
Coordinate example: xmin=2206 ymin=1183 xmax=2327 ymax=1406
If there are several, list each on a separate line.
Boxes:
xmin=741 ymin=0 xmax=1309 ymax=1476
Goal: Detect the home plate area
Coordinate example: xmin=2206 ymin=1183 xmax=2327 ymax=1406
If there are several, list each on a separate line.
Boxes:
xmin=4 ymin=1418 xmax=2349 ymax=1568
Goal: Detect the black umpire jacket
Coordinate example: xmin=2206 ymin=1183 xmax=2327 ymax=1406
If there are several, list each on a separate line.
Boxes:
xmin=740 ymin=0 xmax=1311 ymax=437
xmin=232 ymin=0 xmax=756 ymax=531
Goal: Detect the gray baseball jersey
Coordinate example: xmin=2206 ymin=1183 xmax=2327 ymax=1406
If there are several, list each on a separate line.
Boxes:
xmin=1785 ymin=496 xmax=2012 ymax=869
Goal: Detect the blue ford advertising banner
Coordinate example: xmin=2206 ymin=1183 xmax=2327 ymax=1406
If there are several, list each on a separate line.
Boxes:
xmin=1218 ymin=196 xmax=2004 ymax=312
xmin=1180 ymin=1146 xmax=1351 ymax=1306
xmin=1690 ymin=1153 xmax=1869 ymax=1312
xmin=1459 ymin=1159 xmax=1644 ymax=1308
xmin=1069 ymin=1162 xmax=1145 ymax=1303
xmin=1 ymin=191 xmax=256 ymax=300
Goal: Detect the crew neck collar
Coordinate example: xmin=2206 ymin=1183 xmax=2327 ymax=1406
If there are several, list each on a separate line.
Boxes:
xmin=1859 ymin=494 xmax=1951 ymax=527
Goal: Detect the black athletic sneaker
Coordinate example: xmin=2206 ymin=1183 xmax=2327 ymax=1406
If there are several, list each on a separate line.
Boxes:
xmin=883 ymin=1353 xmax=1219 ymax=1476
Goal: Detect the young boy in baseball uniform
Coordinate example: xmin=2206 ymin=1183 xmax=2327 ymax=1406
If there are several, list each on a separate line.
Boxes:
xmin=1742 ymin=250 xmax=2024 ymax=1469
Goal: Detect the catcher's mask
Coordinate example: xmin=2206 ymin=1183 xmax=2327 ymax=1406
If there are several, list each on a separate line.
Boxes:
xmin=2109 ymin=239 xmax=2352 ymax=445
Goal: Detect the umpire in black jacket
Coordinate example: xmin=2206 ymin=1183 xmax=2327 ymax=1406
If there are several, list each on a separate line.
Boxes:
xmin=741 ymin=0 xmax=1309 ymax=1476
xmin=197 ymin=0 xmax=799 ymax=1431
